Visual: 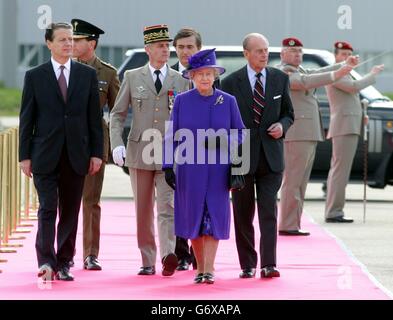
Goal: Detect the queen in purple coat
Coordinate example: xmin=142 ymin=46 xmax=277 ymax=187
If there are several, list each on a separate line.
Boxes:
xmin=163 ymin=49 xmax=245 ymax=284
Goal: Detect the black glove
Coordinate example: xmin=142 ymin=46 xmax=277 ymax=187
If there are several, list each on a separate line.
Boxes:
xmin=164 ymin=168 xmax=176 ymax=190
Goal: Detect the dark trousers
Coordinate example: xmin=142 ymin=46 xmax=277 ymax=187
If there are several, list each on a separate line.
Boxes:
xmin=232 ymin=145 xmax=282 ymax=269
xmin=175 ymin=236 xmax=196 ymax=266
xmin=33 ymin=146 xmax=85 ymax=270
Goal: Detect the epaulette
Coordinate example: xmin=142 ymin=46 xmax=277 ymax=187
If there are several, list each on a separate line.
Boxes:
xmin=281 ymin=64 xmax=298 ymax=74
xmin=100 ymin=60 xmax=117 ymax=71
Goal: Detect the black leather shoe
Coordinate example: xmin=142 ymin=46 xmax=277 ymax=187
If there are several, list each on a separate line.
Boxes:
xmin=239 ymin=268 xmax=256 ymax=278
xmin=56 ymin=266 xmax=74 ymax=281
xmin=176 ymin=259 xmax=190 ymax=271
xmin=261 ymin=266 xmax=280 ymax=278
xmin=162 ymin=253 xmax=178 ymax=276
xmin=84 ymin=255 xmax=102 ymax=271
xmin=203 ymin=272 xmax=215 ymax=284
xmin=193 ymin=273 xmax=205 ymax=284
xmin=279 ymin=229 xmax=310 ymax=236
xmin=137 ymin=266 xmax=155 ymax=275
xmin=325 ymin=216 xmax=354 ymax=223
xmin=37 ymin=263 xmax=54 ymax=281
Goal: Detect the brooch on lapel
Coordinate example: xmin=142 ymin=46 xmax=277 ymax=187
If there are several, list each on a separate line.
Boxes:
xmin=214 ymin=94 xmax=224 ymax=106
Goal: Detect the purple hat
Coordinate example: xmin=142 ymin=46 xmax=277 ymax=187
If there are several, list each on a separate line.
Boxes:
xmin=182 ymin=48 xmax=225 ymax=79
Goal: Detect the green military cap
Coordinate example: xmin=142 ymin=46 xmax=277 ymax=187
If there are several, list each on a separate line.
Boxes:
xmin=71 ymin=18 xmax=104 ymax=39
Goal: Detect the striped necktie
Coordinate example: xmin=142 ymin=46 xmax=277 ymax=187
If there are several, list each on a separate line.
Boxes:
xmin=252 ymin=72 xmax=265 ymax=124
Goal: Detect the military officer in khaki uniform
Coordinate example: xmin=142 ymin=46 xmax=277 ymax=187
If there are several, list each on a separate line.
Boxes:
xmin=72 ymin=19 xmax=120 ymax=270
xmin=277 ymin=37 xmax=355 ymax=236
xmin=110 ymin=25 xmax=188 ymax=276
xmin=325 ymin=41 xmax=384 ymax=223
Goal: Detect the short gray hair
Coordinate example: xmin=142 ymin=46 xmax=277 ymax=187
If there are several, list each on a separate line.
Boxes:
xmin=242 ymin=33 xmax=269 ymax=50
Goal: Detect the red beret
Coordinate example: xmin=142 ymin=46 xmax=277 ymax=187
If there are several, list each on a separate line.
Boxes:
xmin=334 ymin=41 xmax=353 ymax=51
xmin=282 ymin=37 xmax=303 ymax=47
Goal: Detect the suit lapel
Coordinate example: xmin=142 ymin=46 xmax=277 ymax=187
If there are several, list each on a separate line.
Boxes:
xmin=67 ymin=60 xmax=80 ymax=101
xmin=161 ymin=66 xmax=176 ymax=96
xmin=237 ymin=66 xmax=254 ymax=121
xmin=171 ymin=62 xmax=179 ymax=71
xmin=42 ymin=61 xmax=64 ymax=103
xmin=141 ymin=64 xmax=157 ymax=95
xmin=261 ymin=67 xmax=276 ymax=125
xmin=264 ymin=67 xmax=274 ymax=108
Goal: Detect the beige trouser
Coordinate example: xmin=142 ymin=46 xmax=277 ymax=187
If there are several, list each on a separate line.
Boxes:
xmin=129 ymin=168 xmax=176 ymax=267
xmin=279 ymin=141 xmax=318 ymax=231
xmin=325 ymin=134 xmax=358 ymax=219
xmin=82 ymin=162 xmax=106 ymax=259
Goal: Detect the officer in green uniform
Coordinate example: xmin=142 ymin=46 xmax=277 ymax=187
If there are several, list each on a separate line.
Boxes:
xmin=71 ymin=18 xmax=120 ymax=270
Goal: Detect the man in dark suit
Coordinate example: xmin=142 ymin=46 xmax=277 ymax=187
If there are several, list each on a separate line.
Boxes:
xmin=221 ymin=33 xmax=294 ymax=278
xmin=172 ymin=28 xmax=219 ymax=91
xmin=19 ymin=22 xmax=103 ymax=281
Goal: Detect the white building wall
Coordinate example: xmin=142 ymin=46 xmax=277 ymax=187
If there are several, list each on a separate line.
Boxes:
xmin=4 ymin=0 xmax=393 ymax=90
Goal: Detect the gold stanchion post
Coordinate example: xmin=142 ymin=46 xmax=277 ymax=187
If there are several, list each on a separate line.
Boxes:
xmin=9 ymin=128 xmax=30 ymax=236
xmin=0 ymin=131 xmax=21 ymax=251
xmin=0 ymin=132 xmax=10 ymax=262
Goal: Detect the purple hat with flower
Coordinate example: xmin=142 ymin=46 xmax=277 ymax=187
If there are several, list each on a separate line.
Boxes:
xmin=182 ymin=48 xmax=225 ymax=79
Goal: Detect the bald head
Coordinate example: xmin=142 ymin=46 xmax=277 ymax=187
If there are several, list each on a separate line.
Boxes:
xmin=242 ymin=33 xmax=270 ymax=72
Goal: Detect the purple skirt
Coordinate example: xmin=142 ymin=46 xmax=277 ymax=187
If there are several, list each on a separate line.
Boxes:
xmin=199 ymin=202 xmax=213 ymax=236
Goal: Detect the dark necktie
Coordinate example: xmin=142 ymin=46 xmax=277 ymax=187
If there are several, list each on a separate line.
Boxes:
xmin=252 ymin=72 xmax=265 ymax=125
xmin=154 ymin=69 xmax=162 ymax=93
xmin=58 ymin=65 xmax=67 ymax=102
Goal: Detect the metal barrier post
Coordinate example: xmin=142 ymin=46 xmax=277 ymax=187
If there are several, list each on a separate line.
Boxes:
xmin=0 ymin=131 xmax=21 ymax=251
xmin=9 ymin=128 xmax=30 ymax=236
xmin=0 ymin=133 xmax=9 ymax=265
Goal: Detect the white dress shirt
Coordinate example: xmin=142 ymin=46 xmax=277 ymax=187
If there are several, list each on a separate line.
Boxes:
xmin=247 ymin=64 xmax=266 ymax=93
xmin=51 ymin=57 xmax=71 ymax=87
xmin=149 ymin=63 xmax=168 ymax=84
xmin=178 ymin=62 xmax=187 ymax=74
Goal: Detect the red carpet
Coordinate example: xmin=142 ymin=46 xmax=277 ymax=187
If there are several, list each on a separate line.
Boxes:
xmin=0 ymin=200 xmax=390 ymax=300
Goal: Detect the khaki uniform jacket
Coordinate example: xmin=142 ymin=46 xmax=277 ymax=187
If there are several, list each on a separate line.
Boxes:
xmin=81 ymin=56 xmax=120 ymax=162
xmin=278 ymin=63 xmax=343 ymax=142
xmin=326 ymin=73 xmax=375 ymax=139
xmin=110 ymin=64 xmax=189 ymax=170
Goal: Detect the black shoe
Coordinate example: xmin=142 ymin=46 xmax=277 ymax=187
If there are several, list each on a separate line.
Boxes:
xmin=261 ymin=266 xmax=280 ymax=278
xmin=325 ymin=216 xmax=354 ymax=223
xmin=56 ymin=266 xmax=74 ymax=281
xmin=279 ymin=229 xmax=310 ymax=236
xmin=203 ymin=272 xmax=215 ymax=284
xmin=68 ymin=259 xmax=75 ymax=268
xmin=176 ymin=259 xmax=190 ymax=271
xmin=162 ymin=253 xmax=178 ymax=276
xmin=193 ymin=273 xmax=205 ymax=284
xmin=37 ymin=263 xmax=54 ymax=281
xmin=137 ymin=266 xmax=156 ymax=275
xmin=84 ymin=255 xmax=102 ymax=271
xmin=239 ymin=268 xmax=256 ymax=278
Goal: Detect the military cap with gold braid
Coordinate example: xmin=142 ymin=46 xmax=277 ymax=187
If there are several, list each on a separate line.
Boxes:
xmin=143 ymin=24 xmax=172 ymax=45
xmin=71 ymin=18 xmax=105 ymax=39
